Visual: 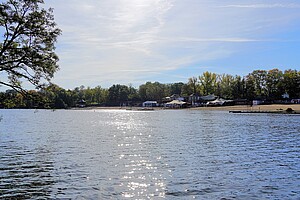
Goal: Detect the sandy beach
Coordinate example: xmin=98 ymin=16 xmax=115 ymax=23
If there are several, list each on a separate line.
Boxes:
xmin=190 ymin=104 xmax=300 ymax=112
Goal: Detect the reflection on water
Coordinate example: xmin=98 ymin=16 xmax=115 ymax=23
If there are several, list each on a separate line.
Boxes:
xmin=0 ymin=109 xmax=299 ymax=199
xmin=104 ymin=111 xmax=168 ymax=198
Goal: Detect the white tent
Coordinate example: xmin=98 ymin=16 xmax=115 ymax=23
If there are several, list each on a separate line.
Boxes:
xmin=166 ymin=100 xmax=187 ymax=108
xmin=207 ymin=98 xmax=233 ymax=106
xmin=207 ymin=98 xmax=225 ymax=105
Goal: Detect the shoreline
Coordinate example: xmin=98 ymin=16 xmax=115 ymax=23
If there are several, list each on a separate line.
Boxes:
xmin=190 ymin=104 xmax=300 ymax=112
xmin=2 ymin=104 xmax=299 ymax=112
xmin=72 ymin=104 xmax=300 ymax=112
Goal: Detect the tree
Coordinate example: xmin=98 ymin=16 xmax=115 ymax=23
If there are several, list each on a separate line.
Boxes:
xmin=181 ymin=83 xmax=193 ymax=96
xmin=138 ymin=82 xmax=167 ymax=101
xmin=265 ymin=69 xmax=283 ymax=99
xmin=127 ymin=84 xmax=139 ymax=102
xmin=93 ymin=86 xmax=108 ymax=105
xmin=244 ymin=74 xmax=256 ymax=100
xmin=169 ymin=82 xmax=184 ymax=96
xmin=231 ymin=75 xmax=245 ymax=99
xmin=108 ymin=84 xmax=130 ymax=105
xmin=0 ymin=90 xmax=24 ymax=108
xmin=43 ymin=84 xmax=69 ymax=108
xmin=187 ymin=77 xmax=198 ymax=94
xmin=250 ymin=70 xmax=267 ymax=98
xmin=0 ymin=0 xmax=61 ymax=93
xmin=282 ymin=69 xmax=300 ymax=98
xmin=217 ymin=74 xmax=234 ymax=99
xmin=199 ymin=71 xmax=217 ymax=95
xmin=84 ymin=86 xmax=93 ymax=104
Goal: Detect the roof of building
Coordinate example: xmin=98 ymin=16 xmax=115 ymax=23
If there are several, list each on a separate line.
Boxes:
xmin=200 ymin=94 xmax=217 ymax=101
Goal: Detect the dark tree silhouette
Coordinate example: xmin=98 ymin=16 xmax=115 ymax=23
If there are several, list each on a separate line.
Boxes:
xmin=0 ymin=0 xmax=61 ymax=93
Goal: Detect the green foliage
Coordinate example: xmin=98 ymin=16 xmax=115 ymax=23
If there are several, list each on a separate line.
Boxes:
xmin=244 ymin=69 xmax=300 ymax=100
xmin=168 ymin=82 xmax=184 ymax=96
xmin=231 ymin=75 xmax=245 ymax=99
xmin=216 ymin=74 xmax=234 ymax=99
xmin=0 ymin=0 xmax=61 ymax=92
xmin=199 ymin=72 xmax=217 ymax=95
xmin=282 ymin=69 xmax=300 ymax=98
xmin=108 ymin=84 xmax=132 ymax=105
xmin=139 ymin=82 xmax=169 ymax=101
xmin=1 ymin=68 xmax=299 ymax=109
xmin=187 ymin=77 xmax=199 ymax=94
xmin=265 ymin=69 xmax=284 ymax=99
xmin=249 ymin=70 xmax=268 ymax=98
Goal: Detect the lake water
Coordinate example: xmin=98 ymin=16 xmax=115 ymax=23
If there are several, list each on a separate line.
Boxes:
xmin=0 ymin=109 xmax=299 ymax=199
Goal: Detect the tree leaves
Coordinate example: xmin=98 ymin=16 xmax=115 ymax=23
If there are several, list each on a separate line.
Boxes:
xmin=0 ymin=0 xmax=61 ymax=93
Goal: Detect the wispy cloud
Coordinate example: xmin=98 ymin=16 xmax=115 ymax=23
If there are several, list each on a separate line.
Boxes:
xmin=43 ymin=0 xmax=300 ymax=88
xmin=222 ymin=3 xmax=300 ymax=9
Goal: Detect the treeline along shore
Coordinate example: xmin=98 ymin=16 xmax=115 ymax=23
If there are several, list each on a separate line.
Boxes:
xmin=1 ymin=69 xmax=300 ymax=109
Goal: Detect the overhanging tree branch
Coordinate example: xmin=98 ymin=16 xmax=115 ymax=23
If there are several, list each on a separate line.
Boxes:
xmin=0 ymin=0 xmax=61 ymax=93
xmin=0 ymin=80 xmax=27 ymax=95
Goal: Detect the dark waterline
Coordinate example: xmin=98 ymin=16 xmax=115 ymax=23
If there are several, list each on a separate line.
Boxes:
xmin=0 ymin=109 xmax=299 ymax=199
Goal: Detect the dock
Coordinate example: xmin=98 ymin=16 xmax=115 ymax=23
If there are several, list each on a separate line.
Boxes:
xmin=229 ymin=110 xmax=300 ymax=114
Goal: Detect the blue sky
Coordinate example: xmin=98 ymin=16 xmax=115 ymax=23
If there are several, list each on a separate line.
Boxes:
xmin=41 ymin=0 xmax=300 ymax=89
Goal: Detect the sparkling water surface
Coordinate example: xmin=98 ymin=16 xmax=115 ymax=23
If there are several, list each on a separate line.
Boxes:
xmin=0 ymin=109 xmax=299 ymax=199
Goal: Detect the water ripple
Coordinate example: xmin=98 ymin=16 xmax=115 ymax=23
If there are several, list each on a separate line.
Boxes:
xmin=0 ymin=109 xmax=299 ymax=199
